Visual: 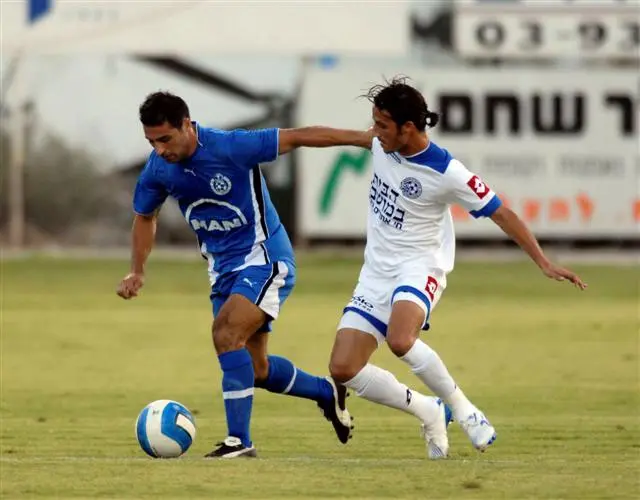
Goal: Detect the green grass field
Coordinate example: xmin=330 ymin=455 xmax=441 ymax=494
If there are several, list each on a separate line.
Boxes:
xmin=1 ymin=253 xmax=638 ymax=499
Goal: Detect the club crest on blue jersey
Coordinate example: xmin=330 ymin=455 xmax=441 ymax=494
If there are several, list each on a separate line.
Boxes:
xmin=400 ymin=177 xmax=422 ymax=199
xmin=210 ymin=173 xmax=232 ymax=196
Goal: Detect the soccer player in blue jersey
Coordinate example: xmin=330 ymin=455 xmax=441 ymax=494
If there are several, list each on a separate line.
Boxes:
xmin=116 ymin=92 xmax=370 ymax=458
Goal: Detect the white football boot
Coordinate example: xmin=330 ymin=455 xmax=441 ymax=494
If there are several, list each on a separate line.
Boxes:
xmin=420 ymin=398 xmax=452 ymax=460
xmin=458 ymin=409 xmax=497 ymax=451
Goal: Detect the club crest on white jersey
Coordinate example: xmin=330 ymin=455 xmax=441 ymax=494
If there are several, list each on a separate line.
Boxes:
xmin=400 ymin=177 xmax=423 ymax=199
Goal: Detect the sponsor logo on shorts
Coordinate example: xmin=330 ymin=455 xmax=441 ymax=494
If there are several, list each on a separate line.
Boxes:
xmin=350 ymin=295 xmax=374 ymax=313
xmin=425 ymin=276 xmax=439 ymax=302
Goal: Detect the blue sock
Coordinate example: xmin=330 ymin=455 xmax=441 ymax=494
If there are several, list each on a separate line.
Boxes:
xmin=218 ymin=348 xmax=254 ymax=447
xmin=257 ymin=355 xmax=333 ymax=403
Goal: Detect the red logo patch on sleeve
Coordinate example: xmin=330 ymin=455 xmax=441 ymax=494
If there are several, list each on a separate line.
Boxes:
xmin=467 ymin=175 xmax=490 ymax=199
xmin=425 ymin=276 xmax=439 ymax=302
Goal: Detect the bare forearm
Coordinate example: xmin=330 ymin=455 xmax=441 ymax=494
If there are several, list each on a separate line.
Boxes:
xmin=279 ymin=127 xmax=372 ymax=153
xmin=131 ymin=214 xmax=156 ymax=274
xmin=491 ymin=206 xmax=549 ymax=269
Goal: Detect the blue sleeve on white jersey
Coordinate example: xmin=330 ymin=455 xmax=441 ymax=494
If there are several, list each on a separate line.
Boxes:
xmin=228 ymin=128 xmax=279 ymax=168
xmin=133 ymin=157 xmax=168 ymax=215
xmin=469 ymin=194 xmax=502 ymax=218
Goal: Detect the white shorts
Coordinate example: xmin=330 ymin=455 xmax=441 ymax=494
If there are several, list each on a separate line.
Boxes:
xmin=338 ymin=269 xmax=447 ymax=345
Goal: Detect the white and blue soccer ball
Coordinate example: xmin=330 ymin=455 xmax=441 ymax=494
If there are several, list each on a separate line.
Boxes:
xmin=135 ymin=400 xmax=196 ymax=458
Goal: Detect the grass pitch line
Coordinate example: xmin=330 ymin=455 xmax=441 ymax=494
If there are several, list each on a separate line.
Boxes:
xmin=0 ymin=455 xmax=528 ymax=465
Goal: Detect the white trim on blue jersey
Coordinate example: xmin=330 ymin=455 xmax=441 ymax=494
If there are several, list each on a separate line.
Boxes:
xmin=201 ymin=242 xmax=219 ymax=286
xmin=249 ymin=169 xmax=267 ymax=245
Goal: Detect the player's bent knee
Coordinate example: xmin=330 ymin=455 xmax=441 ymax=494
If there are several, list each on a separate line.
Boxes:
xmin=212 ymin=329 xmax=236 ymax=354
xmin=212 ymin=321 xmax=248 ymax=354
xmin=386 ymin=332 xmax=418 ymax=358
xmin=212 ymin=304 xmax=265 ymax=355
xmin=329 ymin=327 xmax=378 ymax=383
xmin=329 ymin=358 xmax=362 ymax=384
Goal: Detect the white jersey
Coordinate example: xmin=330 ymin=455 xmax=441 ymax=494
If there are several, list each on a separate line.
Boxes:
xmin=339 ymin=138 xmax=502 ymax=343
xmin=362 ymin=137 xmax=501 ymax=281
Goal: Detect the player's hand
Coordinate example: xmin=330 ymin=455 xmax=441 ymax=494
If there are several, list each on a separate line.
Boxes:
xmin=540 ymin=262 xmax=587 ymax=290
xmin=117 ymin=272 xmax=145 ymax=299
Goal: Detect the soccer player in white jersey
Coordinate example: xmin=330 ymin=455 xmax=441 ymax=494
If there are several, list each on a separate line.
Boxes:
xmin=327 ymin=77 xmax=587 ymax=459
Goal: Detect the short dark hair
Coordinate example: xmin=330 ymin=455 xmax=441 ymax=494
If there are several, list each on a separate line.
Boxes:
xmin=139 ymin=91 xmax=190 ymax=129
xmin=365 ymin=76 xmax=439 ymax=131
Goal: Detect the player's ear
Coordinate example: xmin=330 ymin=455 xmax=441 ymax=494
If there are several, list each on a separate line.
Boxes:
xmin=400 ymin=121 xmax=413 ymax=136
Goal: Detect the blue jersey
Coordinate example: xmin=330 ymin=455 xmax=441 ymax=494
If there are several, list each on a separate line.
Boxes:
xmin=133 ymin=123 xmax=294 ymax=281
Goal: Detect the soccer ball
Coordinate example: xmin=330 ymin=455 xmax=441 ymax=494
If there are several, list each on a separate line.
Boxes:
xmin=135 ymin=399 xmax=196 ymax=458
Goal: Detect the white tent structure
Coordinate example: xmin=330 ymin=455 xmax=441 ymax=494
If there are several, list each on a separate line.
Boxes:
xmin=1 ymin=0 xmax=410 ymax=247
xmin=2 ymin=1 xmax=410 ymax=56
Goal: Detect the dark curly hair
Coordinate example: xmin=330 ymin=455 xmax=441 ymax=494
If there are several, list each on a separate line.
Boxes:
xmin=365 ymin=76 xmax=439 ymax=132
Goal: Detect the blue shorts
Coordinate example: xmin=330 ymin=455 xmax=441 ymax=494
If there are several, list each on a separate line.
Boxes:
xmin=210 ymin=260 xmax=296 ymax=332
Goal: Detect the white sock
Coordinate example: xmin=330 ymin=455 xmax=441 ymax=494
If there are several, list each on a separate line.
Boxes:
xmin=400 ymin=339 xmax=475 ymax=420
xmin=343 ymin=363 xmax=440 ymax=424
xmin=445 ymin=386 xmax=476 ymax=421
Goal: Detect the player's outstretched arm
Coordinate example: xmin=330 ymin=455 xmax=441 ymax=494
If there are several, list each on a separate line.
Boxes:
xmin=490 ymin=205 xmax=587 ymax=290
xmin=117 ymin=213 xmax=158 ymax=300
xmin=278 ymin=127 xmax=373 ymax=154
